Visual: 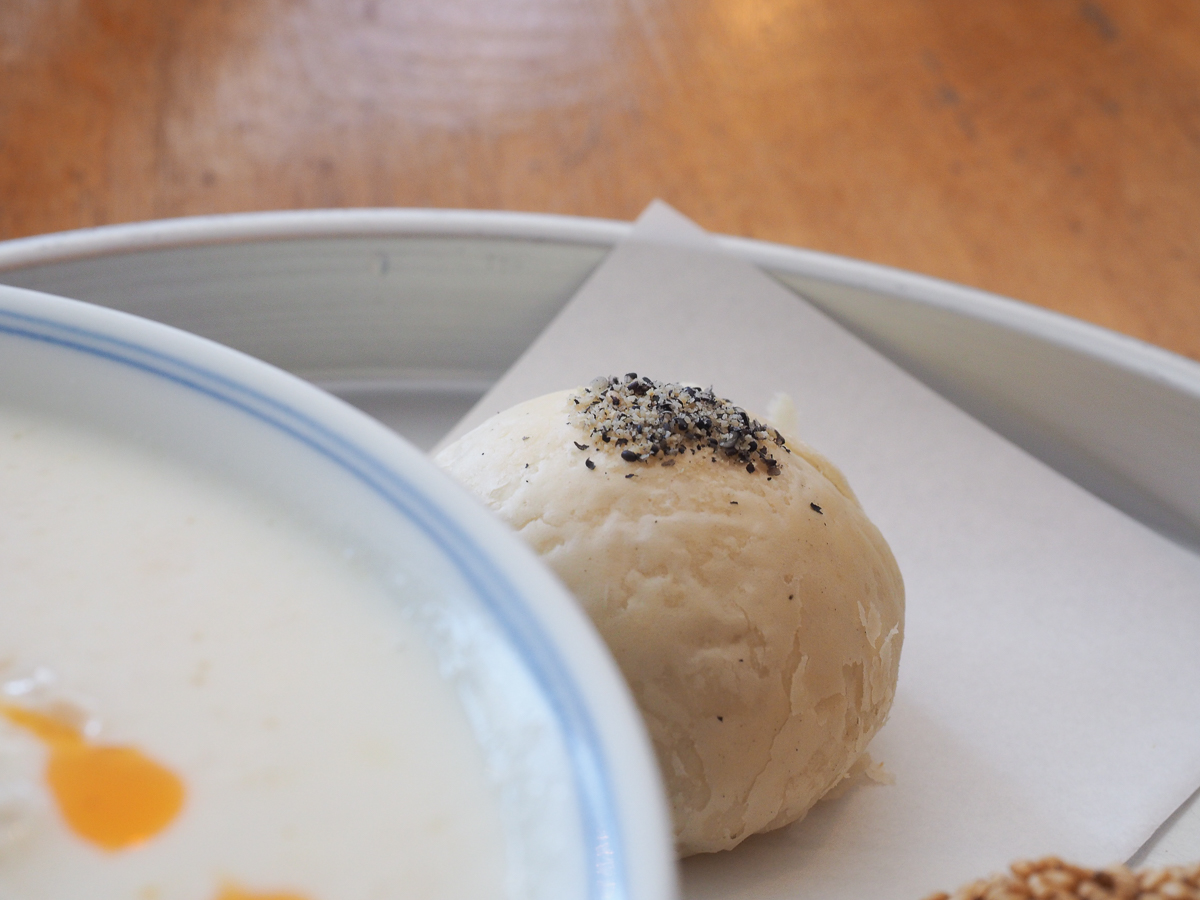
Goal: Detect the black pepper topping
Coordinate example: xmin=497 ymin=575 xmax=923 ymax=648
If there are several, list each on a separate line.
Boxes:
xmin=573 ymin=441 xmax=589 ymax=451
xmin=570 ymin=376 xmax=788 ymax=477
xmin=585 ymin=458 xmax=596 ymax=470
xmin=810 ymin=502 xmax=822 ymax=514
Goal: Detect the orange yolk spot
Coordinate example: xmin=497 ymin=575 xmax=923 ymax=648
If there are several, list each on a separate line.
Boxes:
xmin=0 ymin=703 xmax=185 ymax=851
xmin=217 ymin=886 xmax=312 ymax=900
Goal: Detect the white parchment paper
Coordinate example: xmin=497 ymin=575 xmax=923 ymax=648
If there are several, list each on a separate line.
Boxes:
xmin=445 ymin=201 xmax=1200 ymax=900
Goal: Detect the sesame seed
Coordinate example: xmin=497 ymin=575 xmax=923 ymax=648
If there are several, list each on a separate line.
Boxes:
xmin=930 ymin=858 xmax=1200 ymax=900
xmin=810 ymin=502 xmax=822 ymax=514
xmin=585 ymin=458 xmax=596 ymax=470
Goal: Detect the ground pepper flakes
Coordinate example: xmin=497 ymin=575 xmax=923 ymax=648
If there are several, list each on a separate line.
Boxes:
xmin=570 ymin=375 xmax=786 ymax=475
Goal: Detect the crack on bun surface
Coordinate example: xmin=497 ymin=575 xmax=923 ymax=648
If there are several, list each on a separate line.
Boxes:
xmin=436 ymin=380 xmax=904 ymax=856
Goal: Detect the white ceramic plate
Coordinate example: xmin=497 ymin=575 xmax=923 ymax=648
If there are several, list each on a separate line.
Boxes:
xmin=0 ymin=282 xmax=675 ymax=900
xmin=1 ymin=209 xmax=1196 ymax=875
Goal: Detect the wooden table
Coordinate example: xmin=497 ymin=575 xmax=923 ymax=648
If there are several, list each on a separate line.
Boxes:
xmin=3 ymin=0 xmax=1198 ymax=361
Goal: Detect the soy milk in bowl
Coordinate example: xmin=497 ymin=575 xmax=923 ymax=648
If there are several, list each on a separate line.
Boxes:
xmin=0 ymin=285 xmax=675 ymax=900
xmin=0 ymin=409 xmax=505 ymax=897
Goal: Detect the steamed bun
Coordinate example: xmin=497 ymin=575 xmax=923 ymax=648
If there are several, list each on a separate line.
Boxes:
xmin=435 ymin=376 xmax=903 ymax=855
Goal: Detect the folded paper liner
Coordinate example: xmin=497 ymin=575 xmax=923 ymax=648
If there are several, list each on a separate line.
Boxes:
xmin=442 ymin=201 xmax=1200 ymax=900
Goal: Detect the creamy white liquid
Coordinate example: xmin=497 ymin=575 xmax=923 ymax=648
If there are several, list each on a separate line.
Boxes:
xmin=0 ymin=406 xmax=507 ymax=899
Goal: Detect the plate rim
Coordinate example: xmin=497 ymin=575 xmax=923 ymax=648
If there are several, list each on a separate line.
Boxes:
xmin=1 ymin=208 xmax=1197 ymax=402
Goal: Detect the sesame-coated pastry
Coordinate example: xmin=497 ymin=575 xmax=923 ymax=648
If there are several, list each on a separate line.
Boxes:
xmin=924 ymin=857 xmax=1200 ymax=900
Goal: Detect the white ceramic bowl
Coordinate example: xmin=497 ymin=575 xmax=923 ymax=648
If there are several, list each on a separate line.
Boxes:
xmin=0 ymin=283 xmax=677 ymax=900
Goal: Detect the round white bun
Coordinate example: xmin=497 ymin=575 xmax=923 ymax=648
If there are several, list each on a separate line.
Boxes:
xmin=435 ymin=383 xmax=903 ymax=855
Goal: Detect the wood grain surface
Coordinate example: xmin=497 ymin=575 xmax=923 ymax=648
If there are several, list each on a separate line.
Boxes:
xmin=2 ymin=0 xmax=1198 ymax=360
